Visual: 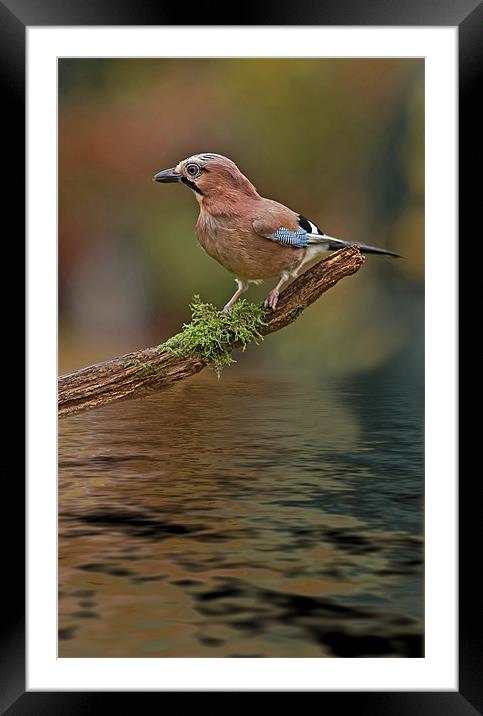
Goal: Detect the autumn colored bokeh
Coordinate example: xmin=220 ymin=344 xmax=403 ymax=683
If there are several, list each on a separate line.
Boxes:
xmin=59 ymin=59 xmax=424 ymax=378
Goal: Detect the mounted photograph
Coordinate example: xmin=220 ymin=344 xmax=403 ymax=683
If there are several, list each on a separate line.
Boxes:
xmin=57 ymin=57 xmax=424 ymax=659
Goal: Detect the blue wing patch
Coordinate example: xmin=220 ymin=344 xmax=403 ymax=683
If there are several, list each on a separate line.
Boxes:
xmin=272 ymin=226 xmax=309 ymax=248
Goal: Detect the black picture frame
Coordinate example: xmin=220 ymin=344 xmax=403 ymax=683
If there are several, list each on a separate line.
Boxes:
xmin=7 ymin=1 xmax=472 ymax=713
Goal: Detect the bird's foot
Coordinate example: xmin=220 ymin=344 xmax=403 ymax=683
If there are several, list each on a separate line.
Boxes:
xmin=264 ymin=289 xmax=279 ymax=311
xmin=218 ymin=304 xmax=232 ymax=316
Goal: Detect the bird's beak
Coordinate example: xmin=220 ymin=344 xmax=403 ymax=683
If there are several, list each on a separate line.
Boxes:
xmin=153 ymin=167 xmax=180 ymax=183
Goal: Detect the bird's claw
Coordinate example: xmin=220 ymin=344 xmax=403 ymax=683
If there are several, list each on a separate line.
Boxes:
xmin=264 ymin=290 xmax=279 ymax=311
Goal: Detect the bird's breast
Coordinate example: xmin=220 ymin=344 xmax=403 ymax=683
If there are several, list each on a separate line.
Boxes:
xmin=196 ymin=211 xmax=302 ymax=280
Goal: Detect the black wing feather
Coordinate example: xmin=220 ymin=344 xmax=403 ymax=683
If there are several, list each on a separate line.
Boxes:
xmin=298 ymin=214 xmax=326 ymax=235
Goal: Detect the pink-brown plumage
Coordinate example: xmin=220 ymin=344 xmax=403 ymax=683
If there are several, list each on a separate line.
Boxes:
xmin=153 ymin=152 xmax=399 ymax=311
xmin=196 ymin=197 xmax=304 ymax=281
xmin=154 ymin=153 xmax=312 ymax=309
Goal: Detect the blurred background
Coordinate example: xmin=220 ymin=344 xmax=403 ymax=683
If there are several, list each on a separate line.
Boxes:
xmin=58 ymin=59 xmax=425 ymax=658
xmin=58 ymin=58 xmax=424 ymax=379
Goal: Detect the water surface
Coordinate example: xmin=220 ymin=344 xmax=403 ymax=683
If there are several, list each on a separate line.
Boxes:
xmin=59 ymin=369 xmax=423 ymax=657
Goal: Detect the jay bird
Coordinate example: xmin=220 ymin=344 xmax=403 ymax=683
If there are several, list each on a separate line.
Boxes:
xmin=154 ymin=153 xmax=400 ymax=312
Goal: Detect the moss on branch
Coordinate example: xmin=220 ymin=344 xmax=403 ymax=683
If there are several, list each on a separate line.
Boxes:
xmin=159 ymin=295 xmax=267 ymax=374
xmin=58 ymin=246 xmax=365 ymax=417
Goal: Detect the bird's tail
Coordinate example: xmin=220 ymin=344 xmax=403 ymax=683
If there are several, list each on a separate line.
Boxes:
xmin=351 ymin=242 xmax=402 ymax=258
xmin=307 ymin=234 xmax=402 ymax=258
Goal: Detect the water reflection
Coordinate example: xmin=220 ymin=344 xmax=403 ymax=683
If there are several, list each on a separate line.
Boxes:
xmin=59 ymin=370 xmax=423 ymax=657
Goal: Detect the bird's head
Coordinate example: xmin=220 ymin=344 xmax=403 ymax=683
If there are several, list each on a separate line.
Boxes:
xmin=153 ymin=153 xmax=259 ymax=202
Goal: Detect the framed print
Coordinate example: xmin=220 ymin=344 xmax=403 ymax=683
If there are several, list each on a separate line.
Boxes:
xmin=6 ymin=0 xmax=474 ymax=712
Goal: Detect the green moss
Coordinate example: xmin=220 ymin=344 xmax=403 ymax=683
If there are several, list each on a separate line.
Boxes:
xmin=288 ymin=303 xmax=307 ymax=320
xmin=159 ymin=295 xmax=267 ymax=375
xmin=122 ymin=357 xmax=151 ymax=375
xmin=123 ymin=358 xmax=142 ymax=369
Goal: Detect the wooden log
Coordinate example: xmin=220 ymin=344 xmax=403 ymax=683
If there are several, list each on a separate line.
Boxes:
xmin=59 ymin=246 xmax=364 ymax=417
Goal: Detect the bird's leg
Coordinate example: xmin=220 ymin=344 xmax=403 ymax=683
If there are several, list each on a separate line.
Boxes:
xmin=221 ymin=278 xmax=249 ymax=314
xmin=264 ymin=272 xmax=291 ymax=311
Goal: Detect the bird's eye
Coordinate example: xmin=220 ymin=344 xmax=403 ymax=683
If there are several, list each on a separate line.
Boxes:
xmin=186 ymin=163 xmax=199 ymax=177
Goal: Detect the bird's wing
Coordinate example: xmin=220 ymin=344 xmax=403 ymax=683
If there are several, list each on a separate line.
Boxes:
xmin=253 ymin=213 xmax=345 ymax=250
xmin=253 ymin=219 xmax=309 ymax=248
xmin=297 ymin=214 xmax=348 ymax=248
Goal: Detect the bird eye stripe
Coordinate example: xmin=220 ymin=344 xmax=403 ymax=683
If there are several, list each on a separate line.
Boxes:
xmin=181 ymin=177 xmax=204 ymax=195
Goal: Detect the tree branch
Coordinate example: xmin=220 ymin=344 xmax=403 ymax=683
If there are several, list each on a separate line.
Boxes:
xmin=59 ymin=246 xmax=364 ymax=417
